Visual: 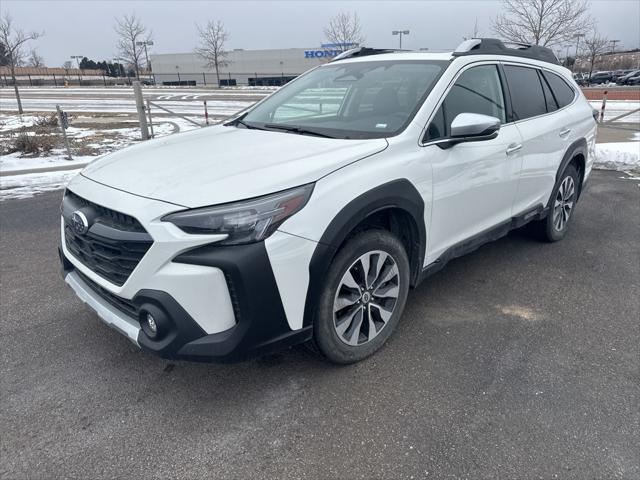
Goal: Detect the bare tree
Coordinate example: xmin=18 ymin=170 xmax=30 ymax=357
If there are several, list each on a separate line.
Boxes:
xmin=114 ymin=13 xmax=151 ymax=79
xmin=0 ymin=41 xmax=10 ymax=66
xmin=492 ymin=0 xmax=593 ymax=47
xmin=583 ymin=33 xmax=609 ymax=83
xmin=0 ymin=13 xmax=42 ymax=114
xmin=195 ymin=20 xmax=230 ymax=87
xmin=27 ymin=48 xmax=44 ymax=68
xmin=324 ymin=12 xmax=365 ymax=51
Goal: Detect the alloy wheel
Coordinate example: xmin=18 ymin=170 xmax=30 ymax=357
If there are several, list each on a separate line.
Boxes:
xmin=333 ymin=250 xmax=400 ymax=346
xmin=553 ymin=176 xmax=576 ymax=232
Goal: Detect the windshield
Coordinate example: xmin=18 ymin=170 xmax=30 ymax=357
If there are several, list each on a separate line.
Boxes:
xmin=239 ymin=60 xmax=448 ymax=139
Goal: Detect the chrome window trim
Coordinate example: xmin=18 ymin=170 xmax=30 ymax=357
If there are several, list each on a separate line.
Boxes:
xmin=418 ymin=59 xmax=578 ymax=147
xmin=418 ymin=60 xmax=507 ymax=147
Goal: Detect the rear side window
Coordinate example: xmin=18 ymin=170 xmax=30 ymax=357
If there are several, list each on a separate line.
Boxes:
xmin=425 ymin=64 xmax=506 ymax=141
xmin=538 ymin=71 xmax=558 ymax=113
xmin=543 ymin=71 xmax=576 ymax=108
xmin=504 ymin=65 xmax=547 ymax=120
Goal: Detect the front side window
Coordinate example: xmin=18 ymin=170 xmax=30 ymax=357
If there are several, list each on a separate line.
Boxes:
xmin=425 ymin=64 xmax=506 ymax=142
xmin=241 ymin=60 xmax=447 ymax=139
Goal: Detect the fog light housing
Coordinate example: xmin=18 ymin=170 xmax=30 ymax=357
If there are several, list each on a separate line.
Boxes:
xmin=139 ymin=305 xmax=169 ymax=340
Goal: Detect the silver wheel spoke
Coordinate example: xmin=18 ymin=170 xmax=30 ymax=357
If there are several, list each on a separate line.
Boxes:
xmin=370 ymin=302 xmax=393 ymax=323
xmin=374 ymin=282 xmax=399 ymax=299
xmin=342 ymin=270 xmax=361 ymax=292
xmin=367 ymin=306 xmax=378 ymax=341
xmin=345 ymin=308 xmax=364 ymax=346
xmin=372 ymin=263 xmax=398 ymax=291
xmin=371 ymin=252 xmax=388 ymax=287
xmin=359 ymin=253 xmax=372 ymax=289
xmin=334 ymin=292 xmax=360 ymax=312
xmin=335 ymin=305 xmax=361 ymax=338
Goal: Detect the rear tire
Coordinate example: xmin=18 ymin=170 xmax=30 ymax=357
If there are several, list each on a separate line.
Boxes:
xmin=531 ymin=163 xmax=580 ymax=242
xmin=313 ymin=229 xmax=410 ymax=364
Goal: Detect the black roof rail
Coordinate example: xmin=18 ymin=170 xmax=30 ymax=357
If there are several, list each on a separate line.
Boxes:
xmin=452 ymin=38 xmax=560 ymax=65
xmin=330 ymin=47 xmax=400 ymax=62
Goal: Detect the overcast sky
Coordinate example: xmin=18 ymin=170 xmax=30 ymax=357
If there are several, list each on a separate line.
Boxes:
xmin=4 ymin=0 xmax=640 ymax=67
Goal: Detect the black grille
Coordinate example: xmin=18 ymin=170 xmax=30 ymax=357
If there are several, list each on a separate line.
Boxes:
xmin=65 ymin=190 xmax=146 ymax=232
xmin=63 ymin=190 xmax=153 ymax=286
xmin=76 ymin=270 xmax=139 ymax=320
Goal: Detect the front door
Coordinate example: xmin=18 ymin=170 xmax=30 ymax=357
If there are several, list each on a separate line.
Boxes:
xmin=422 ymin=63 xmax=523 ymax=264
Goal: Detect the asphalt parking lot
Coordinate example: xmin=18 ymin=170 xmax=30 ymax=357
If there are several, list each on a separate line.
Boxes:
xmin=1 ymin=171 xmax=638 ymax=479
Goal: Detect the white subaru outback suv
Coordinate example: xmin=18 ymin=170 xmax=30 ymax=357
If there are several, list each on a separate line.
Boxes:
xmin=60 ymin=39 xmax=597 ymax=364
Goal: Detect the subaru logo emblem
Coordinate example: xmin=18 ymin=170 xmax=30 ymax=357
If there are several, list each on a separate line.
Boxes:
xmin=71 ymin=210 xmax=89 ymax=235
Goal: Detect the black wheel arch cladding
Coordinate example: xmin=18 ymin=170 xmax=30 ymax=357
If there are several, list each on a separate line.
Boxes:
xmin=303 ymin=178 xmax=426 ymax=328
xmin=558 ymin=137 xmax=588 ymax=198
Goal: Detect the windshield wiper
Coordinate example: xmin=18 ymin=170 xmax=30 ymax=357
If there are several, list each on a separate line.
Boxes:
xmin=264 ymin=123 xmax=335 ymax=138
xmin=233 ymin=118 xmax=263 ymax=130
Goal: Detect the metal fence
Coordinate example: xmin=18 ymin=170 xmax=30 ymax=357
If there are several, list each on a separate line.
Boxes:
xmin=1 ymin=71 xmax=300 ymax=88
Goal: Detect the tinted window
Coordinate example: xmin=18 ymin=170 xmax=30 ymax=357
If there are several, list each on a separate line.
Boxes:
xmin=543 ymin=71 xmax=576 ymax=108
xmin=539 ymin=71 xmax=558 ymax=113
xmin=504 ymin=65 xmax=547 ymax=120
xmin=425 ymin=65 xmax=506 ymax=141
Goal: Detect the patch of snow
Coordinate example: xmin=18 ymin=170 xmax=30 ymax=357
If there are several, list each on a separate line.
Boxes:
xmin=0 ymin=114 xmax=41 ymax=132
xmin=0 ymin=151 xmax=97 ymax=173
xmin=0 ymin=169 xmax=80 ymax=200
xmin=594 ymin=142 xmax=640 ymax=171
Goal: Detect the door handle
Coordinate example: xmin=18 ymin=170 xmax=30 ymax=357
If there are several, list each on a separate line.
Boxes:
xmin=559 ymin=128 xmax=571 ymax=138
xmin=506 ymin=143 xmax=523 ymax=155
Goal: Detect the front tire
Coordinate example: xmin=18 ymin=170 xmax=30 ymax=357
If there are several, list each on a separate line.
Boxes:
xmin=313 ymin=230 xmax=410 ymax=364
xmin=531 ymin=163 xmax=580 ymax=242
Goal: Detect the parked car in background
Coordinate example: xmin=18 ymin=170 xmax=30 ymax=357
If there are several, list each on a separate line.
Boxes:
xmin=617 ymin=69 xmax=640 ymax=85
xmin=627 ymin=74 xmax=640 ymax=86
xmin=589 ymin=71 xmax=612 ymax=85
xmin=611 ymin=70 xmax=626 ymax=82
xmin=573 ymin=72 xmax=588 ymax=86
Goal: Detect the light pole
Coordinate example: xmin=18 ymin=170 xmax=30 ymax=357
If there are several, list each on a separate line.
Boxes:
xmin=392 ymin=30 xmax=410 ymax=49
xmin=136 ymin=40 xmax=154 ymax=74
xmin=70 ymin=55 xmax=83 ymax=70
xmin=572 ymin=33 xmax=585 ymax=72
xmin=610 ymin=39 xmax=620 ymax=54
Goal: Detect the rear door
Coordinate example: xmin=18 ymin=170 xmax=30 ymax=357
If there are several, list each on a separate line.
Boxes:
xmin=503 ymin=64 xmax=574 ymax=214
xmin=422 ymin=63 xmax=524 ymax=263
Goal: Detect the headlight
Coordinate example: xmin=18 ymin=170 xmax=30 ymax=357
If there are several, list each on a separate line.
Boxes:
xmin=162 ymin=183 xmax=314 ymax=245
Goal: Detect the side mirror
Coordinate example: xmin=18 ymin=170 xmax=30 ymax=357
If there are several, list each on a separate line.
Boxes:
xmin=440 ymin=113 xmax=501 ymax=148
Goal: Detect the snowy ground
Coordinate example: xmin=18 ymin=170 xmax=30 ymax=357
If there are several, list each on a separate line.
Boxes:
xmin=0 ymin=169 xmax=81 ymax=200
xmin=0 ymin=113 xmax=201 ymax=174
xmin=594 ymin=141 xmax=640 ymax=172
xmin=589 ymin=100 xmax=640 ymax=123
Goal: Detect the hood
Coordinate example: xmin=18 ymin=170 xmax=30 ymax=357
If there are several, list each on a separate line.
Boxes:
xmin=81 ymin=125 xmax=388 ymax=208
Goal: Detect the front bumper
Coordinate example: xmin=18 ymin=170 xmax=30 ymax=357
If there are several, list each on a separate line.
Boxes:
xmin=60 ymin=242 xmax=312 ymax=362
xmin=59 ymin=176 xmax=315 ymax=362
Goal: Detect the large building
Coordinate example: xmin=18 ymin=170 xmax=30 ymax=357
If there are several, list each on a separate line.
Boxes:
xmin=150 ymin=46 xmax=346 ymax=86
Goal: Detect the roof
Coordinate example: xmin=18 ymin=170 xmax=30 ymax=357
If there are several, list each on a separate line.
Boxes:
xmin=330 ymin=38 xmax=560 ymax=66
